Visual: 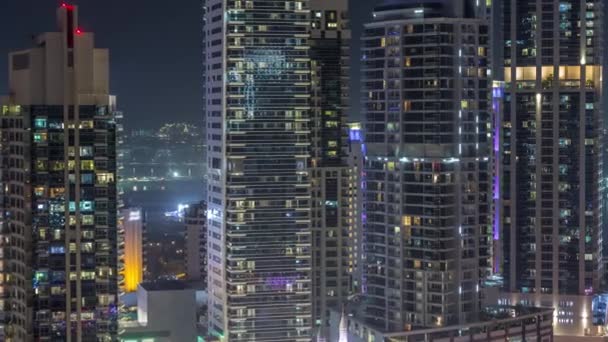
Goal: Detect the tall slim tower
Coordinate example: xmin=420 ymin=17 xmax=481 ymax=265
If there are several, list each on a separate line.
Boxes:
xmin=0 ymin=4 xmax=119 ymax=341
xmin=362 ymin=0 xmax=491 ymax=330
xmin=308 ymin=0 xmax=357 ymax=333
xmin=203 ymin=0 xmax=313 ymax=341
xmin=499 ymin=0 xmax=603 ymax=335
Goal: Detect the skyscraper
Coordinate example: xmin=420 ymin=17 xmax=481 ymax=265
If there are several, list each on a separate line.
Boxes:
xmin=362 ymin=0 xmax=491 ymax=330
xmin=308 ymin=0 xmax=358 ymax=334
xmin=498 ymin=0 xmax=603 ymax=336
xmin=0 ymin=4 xmax=119 ymax=341
xmin=203 ymin=1 xmax=313 ymax=340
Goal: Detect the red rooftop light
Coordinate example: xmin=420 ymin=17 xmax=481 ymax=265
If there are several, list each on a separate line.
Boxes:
xmin=75 ymin=28 xmax=83 ymax=35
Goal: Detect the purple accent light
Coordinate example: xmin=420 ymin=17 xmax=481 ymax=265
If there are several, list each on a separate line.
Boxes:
xmin=265 ymin=276 xmax=294 ymax=290
xmin=349 ymin=128 xmax=362 ymax=142
xmin=491 ymin=83 xmax=504 ymax=273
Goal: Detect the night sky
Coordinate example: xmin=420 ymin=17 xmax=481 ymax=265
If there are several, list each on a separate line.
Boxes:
xmin=0 ymin=1 xmax=377 ymax=130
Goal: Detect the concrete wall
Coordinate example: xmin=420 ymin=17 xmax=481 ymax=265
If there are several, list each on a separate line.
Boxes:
xmin=145 ymin=287 xmax=197 ymax=342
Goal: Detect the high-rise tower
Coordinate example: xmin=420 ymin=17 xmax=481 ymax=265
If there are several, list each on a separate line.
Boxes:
xmin=362 ymin=0 xmax=492 ymax=330
xmin=203 ymin=0 xmax=313 ymax=340
xmin=308 ymin=0 xmax=359 ymax=334
xmin=498 ymin=0 xmax=603 ymax=336
xmin=184 ymin=201 xmax=207 ymax=283
xmin=0 ymin=4 xmax=119 ymax=341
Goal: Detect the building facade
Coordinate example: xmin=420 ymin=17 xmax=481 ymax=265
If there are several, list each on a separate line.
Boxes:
xmin=308 ymin=0 xmax=359 ymax=334
xmin=499 ymin=0 xmax=603 ymax=335
xmin=203 ymin=0 xmax=313 ymax=340
xmin=184 ymin=201 xmax=207 ymax=282
xmin=362 ymin=0 xmax=492 ymax=330
xmin=0 ymin=4 xmax=119 ymax=341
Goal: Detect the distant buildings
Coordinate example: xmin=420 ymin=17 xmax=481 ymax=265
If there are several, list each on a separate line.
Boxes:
xmin=184 ymin=201 xmax=207 ymax=283
xmin=362 ymin=0 xmax=491 ymax=330
xmin=120 ymin=208 xmax=146 ymax=293
xmin=0 ymin=4 xmax=118 ymax=340
xmin=121 ymin=122 xmax=206 ymax=182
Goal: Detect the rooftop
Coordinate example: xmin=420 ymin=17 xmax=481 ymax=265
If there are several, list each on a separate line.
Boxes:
xmin=335 ymin=295 xmax=554 ymax=336
xmin=140 ymin=280 xmax=189 ymax=292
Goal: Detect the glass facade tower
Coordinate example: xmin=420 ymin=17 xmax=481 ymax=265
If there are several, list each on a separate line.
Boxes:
xmin=203 ymin=1 xmax=313 ymax=341
xmin=362 ymin=0 xmax=492 ymax=330
xmin=498 ymin=0 xmax=603 ymax=335
xmin=308 ymin=0 xmax=360 ymax=336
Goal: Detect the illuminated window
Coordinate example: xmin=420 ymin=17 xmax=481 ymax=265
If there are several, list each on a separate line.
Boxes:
xmin=50 ymin=246 xmax=65 ymax=254
xmin=559 ymin=66 xmax=581 ymax=80
xmin=79 ymin=120 xmax=94 ymax=129
xmin=80 ymin=146 xmax=93 ymax=157
xmin=82 ymin=215 xmax=94 ymax=225
xmin=50 ymin=161 xmax=64 ymax=171
xmin=80 ymin=201 xmax=94 ymax=211
xmin=97 ymin=172 xmax=114 ymax=184
xmin=33 ymin=133 xmax=47 ymax=143
xmin=49 ymin=187 xmax=64 ymax=198
xmin=82 ymin=242 xmax=94 ymax=253
xmin=34 ymin=186 xmax=45 ymax=196
xmin=34 ymin=117 xmax=47 ymax=128
xmin=36 ymin=160 xmax=47 ymax=171
xmin=516 ymin=66 xmax=536 ymax=80
xmin=81 ymin=160 xmax=94 ymax=170
xmin=585 ymin=65 xmax=597 ymax=82
xmin=81 ymin=271 xmax=96 ymax=280
xmin=404 ymin=100 xmax=412 ymax=111
xmin=402 ymin=216 xmax=412 ymax=226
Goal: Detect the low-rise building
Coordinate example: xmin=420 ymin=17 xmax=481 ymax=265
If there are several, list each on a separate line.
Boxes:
xmin=119 ymin=281 xmax=197 ymax=341
xmin=328 ymin=297 xmax=554 ymax=342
